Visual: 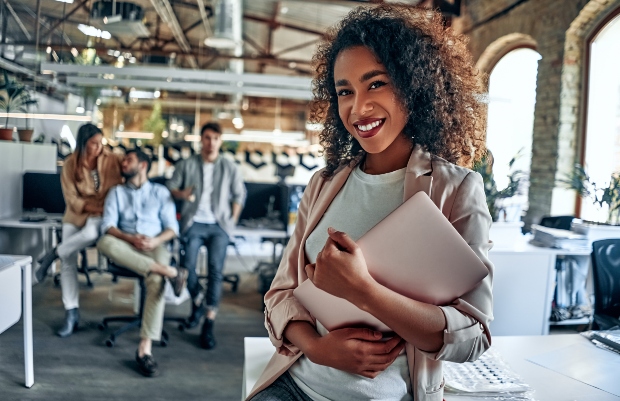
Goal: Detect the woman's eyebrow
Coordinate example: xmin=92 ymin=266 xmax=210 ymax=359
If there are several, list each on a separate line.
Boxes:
xmin=360 ymin=69 xmax=387 ymax=82
xmin=335 ymin=69 xmax=388 ymax=87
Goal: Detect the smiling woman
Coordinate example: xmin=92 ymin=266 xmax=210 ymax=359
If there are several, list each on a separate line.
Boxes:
xmin=311 ymin=5 xmax=487 ymax=178
xmin=249 ymin=5 xmax=493 ymax=401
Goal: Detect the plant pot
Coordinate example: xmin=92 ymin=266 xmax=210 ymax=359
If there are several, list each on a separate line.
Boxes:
xmin=18 ymin=129 xmax=34 ymax=142
xmin=0 ymin=128 xmax=14 ymax=141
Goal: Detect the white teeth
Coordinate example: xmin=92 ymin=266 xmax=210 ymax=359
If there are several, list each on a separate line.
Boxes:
xmin=357 ymin=120 xmax=382 ymax=132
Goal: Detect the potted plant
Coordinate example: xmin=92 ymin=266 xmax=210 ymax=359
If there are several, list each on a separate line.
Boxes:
xmin=143 ymin=101 xmax=167 ymax=146
xmin=558 ymin=164 xmax=620 ymax=240
xmin=473 ymin=150 xmax=528 ymax=247
xmin=473 ymin=151 xmax=526 ymax=222
xmin=0 ymin=70 xmax=38 ymax=141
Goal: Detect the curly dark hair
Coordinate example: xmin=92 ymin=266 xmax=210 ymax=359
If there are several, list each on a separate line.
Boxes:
xmin=310 ymin=4 xmax=486 ymax=178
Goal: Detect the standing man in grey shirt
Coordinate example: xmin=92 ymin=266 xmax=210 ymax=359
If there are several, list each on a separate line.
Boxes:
xmin=167 ymin=122 xmax=246 ymax=349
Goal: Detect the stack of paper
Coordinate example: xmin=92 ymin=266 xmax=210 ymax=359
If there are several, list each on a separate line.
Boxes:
xmin=444 ymin=348 xmax=533 ymax=400
xmin=530 ymin=224 xmax=590 ymax=251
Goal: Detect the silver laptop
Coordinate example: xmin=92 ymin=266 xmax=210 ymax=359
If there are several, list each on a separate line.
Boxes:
xmin=293 ymin=191 xmax=489 ymax=332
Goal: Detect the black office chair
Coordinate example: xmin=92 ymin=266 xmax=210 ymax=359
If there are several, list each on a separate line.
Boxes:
xmin=590 ymin=239 xmax=620 ymax=330
xmin=98 ymin=259 xmax=187 ymax=347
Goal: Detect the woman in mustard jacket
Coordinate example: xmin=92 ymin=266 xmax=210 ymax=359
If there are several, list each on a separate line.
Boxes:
xmin=37 ymin=123 xmax=122 ymax=337
xmin=249 ymin=5 xmax=493 ymax=401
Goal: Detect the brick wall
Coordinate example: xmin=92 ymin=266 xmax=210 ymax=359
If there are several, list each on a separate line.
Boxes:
xmin=455 ymin=0 xmax=619 ymax=228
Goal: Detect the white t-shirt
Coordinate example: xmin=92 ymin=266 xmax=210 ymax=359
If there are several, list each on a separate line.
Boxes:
xmin=289 ymin=165 xmax=413 ymax=401
xmin=193 ymin=162 xmax=217 ymax=224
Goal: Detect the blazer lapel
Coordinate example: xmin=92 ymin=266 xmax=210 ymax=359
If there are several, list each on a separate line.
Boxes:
xmin=403 ymin=145 xmax=433 ymax=201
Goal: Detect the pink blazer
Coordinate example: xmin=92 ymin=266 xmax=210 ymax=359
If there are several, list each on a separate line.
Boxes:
xmin=247 ymin=145 xmax=494 ymax=401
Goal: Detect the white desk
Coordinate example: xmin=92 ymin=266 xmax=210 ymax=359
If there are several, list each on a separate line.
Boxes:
xmin=233 ymin=227 xmax=288 ymax=239
xmin=489 ymin=237 xmax=591 ymax=336
xmin=242 ymin=335 xmax=620 ymax=400
xmin=0 ymin=255 xmax=34 ymax=388
xmin=0 ymin=217 xmax=62 ymax=274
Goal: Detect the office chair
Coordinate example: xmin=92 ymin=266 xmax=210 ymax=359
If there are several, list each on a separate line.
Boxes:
xmin=590 ymin=239 xmax=620 ymax=330
xmin=98 ymin=253 xmax=187 ymax=347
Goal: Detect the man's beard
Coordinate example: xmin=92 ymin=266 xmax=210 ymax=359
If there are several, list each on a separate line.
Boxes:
xmin=121 ymin=168 xmax=139 ymax=180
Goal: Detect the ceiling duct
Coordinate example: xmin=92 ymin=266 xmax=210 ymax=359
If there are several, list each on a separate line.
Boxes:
xmin=90 ymin=1 xmax=150 ymax=38
xmin=204 ymin=0 xmax=242 ymax=50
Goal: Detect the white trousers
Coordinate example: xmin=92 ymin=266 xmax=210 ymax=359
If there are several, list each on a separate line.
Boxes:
xmin=57 ymin=217 xmax=102 ymax=310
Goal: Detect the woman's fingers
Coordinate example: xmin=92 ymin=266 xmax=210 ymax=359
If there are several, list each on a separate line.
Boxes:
xmin=327 ymin=227 xmax=358 ymax=252
xmin=304 ymin=263 xmax=315 ymax=281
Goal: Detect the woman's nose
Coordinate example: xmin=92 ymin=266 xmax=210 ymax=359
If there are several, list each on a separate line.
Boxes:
xmin=352 ymin=95 xmax=373 ymax=117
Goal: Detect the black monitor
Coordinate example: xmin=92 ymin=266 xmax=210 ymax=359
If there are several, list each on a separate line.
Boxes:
xmin=239 ymin=182 xmax=289 ymax=230
xmin=22 ymin=172 xmax=66 ymax=214
xmin=239 ymin=182 xmax=307 ymax=231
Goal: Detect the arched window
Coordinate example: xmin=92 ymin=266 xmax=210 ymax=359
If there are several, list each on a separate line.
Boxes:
xmin=486 ymin=48 xmax=541 ymax=220
xmin=581 ymin=12 xmax=620 ymax=223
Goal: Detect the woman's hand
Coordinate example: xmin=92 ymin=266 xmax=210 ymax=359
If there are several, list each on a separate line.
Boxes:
xmin=84 ymin=204 xmax=104 ymax=215
xmin=305 ymin=227 xmax=375 ymax=303
xmin=306 ymin=328 xmax=405 ymax=378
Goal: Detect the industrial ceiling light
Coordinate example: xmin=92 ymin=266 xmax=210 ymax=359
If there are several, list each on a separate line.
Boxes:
xmin=78 ymin=24 xmax=111 ymax=39
xmin=54 ymin=0 xmax=74 ymax=3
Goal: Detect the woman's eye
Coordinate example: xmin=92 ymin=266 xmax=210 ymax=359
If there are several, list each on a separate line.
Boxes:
xmin=337 ymin=89 xmax=352 ymax=97
xmin=369 ymin=80 xmax=387 ymax=90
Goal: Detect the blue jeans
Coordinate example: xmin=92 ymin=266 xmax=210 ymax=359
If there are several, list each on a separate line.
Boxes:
xmin=181 ymin=222 xmax=230 ymax=310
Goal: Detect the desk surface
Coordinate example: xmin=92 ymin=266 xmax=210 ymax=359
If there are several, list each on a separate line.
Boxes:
xmin=447 ymin=335 xmax=620 ymax=400
xmin=232 ymin=227 xmax=288 ymax=239
xmin=0 ymin=217 xmax=62 ymax=229
xmin=490 ymin=235 xmax=592 ymax=256
xmin=244 ymin=335 xmax=620 ymax=400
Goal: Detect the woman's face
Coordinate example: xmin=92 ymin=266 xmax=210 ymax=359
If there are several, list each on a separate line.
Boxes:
xmin=85 ymin=133 xmax=103 ymax=158
xmin=334 ymin=46 xmax=409 ymax=155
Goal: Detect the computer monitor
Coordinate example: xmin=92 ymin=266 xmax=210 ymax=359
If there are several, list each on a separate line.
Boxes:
xmin=239 ymin=182 xmax=287 ymax=221
xmin=22 ymin=172 xmax=66 ymax=214
xmin=239 ymin=182 xmax=307 ymax=231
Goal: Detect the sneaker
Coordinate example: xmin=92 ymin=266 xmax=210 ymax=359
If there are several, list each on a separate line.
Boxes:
xmin=135 ymin=351 xmax=159 ymax=377
xmin=168 ymin=267 xmax=188 ymax=297
xmin=200 ymin=318 xmax=216 ymax=350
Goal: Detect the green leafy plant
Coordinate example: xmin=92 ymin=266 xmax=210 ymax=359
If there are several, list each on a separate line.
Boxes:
xmin=143 ymin=101 xmax=167 ymax=146
xmin=0 ymin=70 xmax=38 ymax=128
xmin=557 ymin=164 xmax=620 ymax=224
xmin=473 ymin=150 xmax=526 ymax=222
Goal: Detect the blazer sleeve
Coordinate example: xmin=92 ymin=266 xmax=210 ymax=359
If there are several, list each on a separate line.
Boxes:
xmin=422 ymin=171 xmax=494 ymax=363
xmin=263 ymin=171 xmax=322 ymax=356
xmin=60 ymin=158 xmax=85 ymax=215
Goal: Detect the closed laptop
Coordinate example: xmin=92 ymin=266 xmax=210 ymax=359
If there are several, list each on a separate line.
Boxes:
xmin=294 ymin=191 xmax=489 ymax=332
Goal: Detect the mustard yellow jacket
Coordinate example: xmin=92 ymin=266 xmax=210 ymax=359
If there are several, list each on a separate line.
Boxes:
xmin=248 ymin=145 xmax=494 ymax=401
xmin=61 ymin=149 xmax=123 ymax=227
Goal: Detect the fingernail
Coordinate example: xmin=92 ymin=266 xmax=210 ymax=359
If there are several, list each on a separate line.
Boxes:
xmin=327 ymin=227 xmax=335 ymax=234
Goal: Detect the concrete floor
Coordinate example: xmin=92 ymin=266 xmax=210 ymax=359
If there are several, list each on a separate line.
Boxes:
xmin=0 ymin=270 xmax=268 ymax=401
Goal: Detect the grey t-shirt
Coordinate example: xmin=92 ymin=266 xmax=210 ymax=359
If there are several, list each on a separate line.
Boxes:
xmin=289 ymin=165 xmax=413 ymax=401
